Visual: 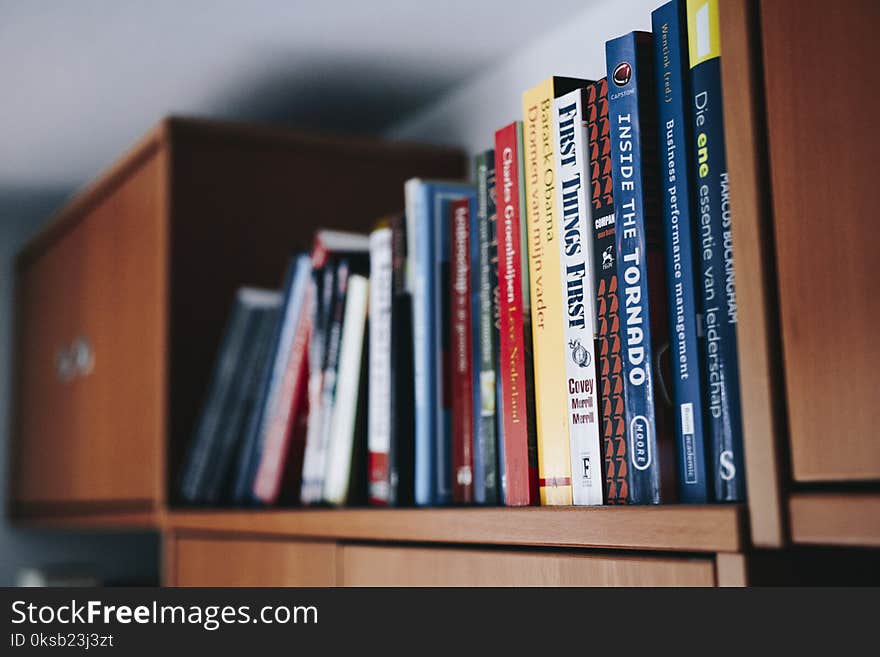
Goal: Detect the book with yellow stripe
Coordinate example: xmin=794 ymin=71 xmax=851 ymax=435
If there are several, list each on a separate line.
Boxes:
xmin=521 ymin=76 xmax=588 ymax=505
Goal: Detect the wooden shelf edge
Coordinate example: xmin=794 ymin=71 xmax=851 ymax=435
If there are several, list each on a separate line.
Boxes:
xmin=165 ymin=505 xmax=745 ymax=553
xmin=789 ymin=492 xmax=880 ymax=548
xmin=11 ymin=501 xmax=161 ymax=531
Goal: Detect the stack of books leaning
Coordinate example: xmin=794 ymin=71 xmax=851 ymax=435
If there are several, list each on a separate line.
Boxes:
xmin=178 ymin=0 xmax=744 ymax=508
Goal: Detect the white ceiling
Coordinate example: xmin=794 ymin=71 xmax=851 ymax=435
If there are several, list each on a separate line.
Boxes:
xmin=0 ymin=0 xmax=594 ymax=191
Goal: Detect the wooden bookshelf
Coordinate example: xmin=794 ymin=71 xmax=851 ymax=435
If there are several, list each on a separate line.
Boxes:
xmin=166 ymin=505 xmax=745 ymax=553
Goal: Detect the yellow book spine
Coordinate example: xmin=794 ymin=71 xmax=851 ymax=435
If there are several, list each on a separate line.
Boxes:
xmin=522 ymin=79 xmax=573 ymax=505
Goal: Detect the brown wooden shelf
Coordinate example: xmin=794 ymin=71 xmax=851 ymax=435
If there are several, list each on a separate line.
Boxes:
xmin=166 ymin=505 xmax=745 ymax=553
xmin=789 ymin=493 xmax=880 ymax=548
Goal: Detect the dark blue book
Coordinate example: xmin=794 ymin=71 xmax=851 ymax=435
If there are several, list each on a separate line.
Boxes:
xmin=606 ymin=31 xmax=675 ymax=504
xmin=653 ymin=0 xmax=709 ymax=503
xmin=404 ymin=178 xmax=474 ymax=506
xmin=473 ymin=150 xmax=500 ymax=505
xmin=686 ymin=0 xmax=745 ymax=502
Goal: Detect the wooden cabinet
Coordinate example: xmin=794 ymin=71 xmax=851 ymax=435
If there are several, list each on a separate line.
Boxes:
xmin=12 ymin=118 xmax=464 ymax=520
xmin=340 ymin=545 xmax=715 ymax=587
xmin=15 ymin=153 xmax=165 ymax=508
xmin=170 ymin=535 xmax=338 ymax=586
xmin=760 ymin=0 xmax=880 ymax=482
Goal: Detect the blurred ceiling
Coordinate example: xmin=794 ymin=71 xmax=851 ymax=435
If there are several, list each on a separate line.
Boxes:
xmin=0 ymin=0 xmax=592 ymax=191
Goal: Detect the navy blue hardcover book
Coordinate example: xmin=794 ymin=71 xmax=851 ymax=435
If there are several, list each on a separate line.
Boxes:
xmin=606 ymin=31 xmax=675 ymax=504
xmin=686 ymin=0 xmax=745 ymax=502
xmin=404 ymin=179 xmax=474 ymax=506
xmin=653 ymin=0 xmax=709 ymax=503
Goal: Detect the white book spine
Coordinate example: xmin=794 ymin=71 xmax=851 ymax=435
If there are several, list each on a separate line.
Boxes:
xmin=554 ymin=89 xmax=604 ymax=506
xmin=323 ymin=275 xmax=370 ymax=505
xmin=367 ymin=228 xmax=393 ymax=503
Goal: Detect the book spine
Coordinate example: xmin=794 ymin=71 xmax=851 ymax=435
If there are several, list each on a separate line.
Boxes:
xmin=405 ymin=180 xmax=436 ymax=506
xmin=368 ymin=227 xmax=393 ymax=505
xmin=522 ymin=80 xmax=574 ymax=505
xmin=495 ymin=123 xmax=539 ymax=506
xmin=585 ymin=79 xmax=629 ymax=504
xmin=686 ymin=0 xmax=745 ymax=501
xmin=607 ymin=32 xmax=674 ymax=504
xmin=252 ymin=256 xmax=312 ymax=503
xmin=474 ymin=150 xmax=500 ymax=505
xmin=654 ymin=0 xmax=710 ymax=503
xmin=434 ymin=195 xmax=453 ymax=506
xmin=323 ymin=274 xmax=370 ymax=505
xmin=252 ymin=282 xmax=313 ymax=503
xmin=554 ymin=89 xmax=604 ymax=506
xmin=300 ymin=266 xmax=334 ymax=503
xmin=388 ymin=214 xmax=415 ymax=506
xmin=451 ymin=198 xmax=475 ymax=503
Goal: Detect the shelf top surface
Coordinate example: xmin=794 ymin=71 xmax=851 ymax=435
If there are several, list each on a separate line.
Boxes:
xmin=165 ymin=505 xmax=745 ymax=553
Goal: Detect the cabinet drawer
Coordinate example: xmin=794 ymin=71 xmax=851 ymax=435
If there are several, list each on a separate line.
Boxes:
xmin=171 ymin=535 xmax=338 ymax=586
xmin=15 ymin=154 xmax=166 ymax=507
xmin=341 ymin=545 xmax=715 ymax=587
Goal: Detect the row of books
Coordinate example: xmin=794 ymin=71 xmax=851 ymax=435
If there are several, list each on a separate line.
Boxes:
xmin=178 ymin=0 xmax=744 ymax=507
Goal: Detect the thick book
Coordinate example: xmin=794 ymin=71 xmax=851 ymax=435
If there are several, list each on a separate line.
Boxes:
xmin=179 ymin=288 xmax=281 ymax=504
xmin=585 ymin=79 xmax=629 ymax=504
xmin=522 ymin=76 xmax=587 ymax=505
xmin=686 ymin=0 xmax=745 ymax=501
xmin=368 ymin=224 xmax=393 ymax=505
xmin=553 ymin=88 xmax=604 ymax=506
xmin=450 ymin=197 xmax=475 ymax=503
xmin=388 ymin=214 xmax=415 ymax=506
xmin=404 ymin=178 xmax=474 ymax=506
xmin=473 ymin=149 xmax=500 ymax=505
xmin=606 ymin=31 xmax=675 ymax=504
xmin=251 ymin=255 xmax=313 ymax=504
xmin=323 ymin=274 xmax=371 ymax=505
xmin=495 ymin=122 xmax=539 ymax=507
xmin=653 ymin=0 xmax=710 ymax=503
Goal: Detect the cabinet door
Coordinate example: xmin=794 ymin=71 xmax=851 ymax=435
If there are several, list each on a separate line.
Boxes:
xmin=15 ymin=155 xmax=166 ymax=506
xmin=760 ymin=0 xmax=880 ymax=481
xmin=341 ymin=545 xmax=715 ymax=586
xmin=170 ymin=535 xmax=338 ymax=586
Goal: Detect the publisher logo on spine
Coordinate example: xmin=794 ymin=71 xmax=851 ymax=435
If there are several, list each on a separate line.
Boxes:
xmin=612 ymin=62 xmax=632 ymax=86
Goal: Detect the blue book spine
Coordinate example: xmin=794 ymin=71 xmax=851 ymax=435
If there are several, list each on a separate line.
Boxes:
xmin=686 ymin=0 xmax=745 ymax=501
xmin=653 ymin=1 xmax=709 ymax=503
xmin=434 ymin=185 xmax=476 ymax=505
xmin=407 ymin=181 xmax=436 ymax=506
xmin=606 ymin=31 xmax=673 ymax=504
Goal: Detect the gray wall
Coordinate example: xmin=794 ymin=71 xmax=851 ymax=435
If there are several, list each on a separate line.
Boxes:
xmin=0 ymin=192 xmax=159 ymax=586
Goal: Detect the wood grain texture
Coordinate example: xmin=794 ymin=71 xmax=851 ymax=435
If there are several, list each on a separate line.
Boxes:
xmin=718 ymin=0 xmax=788 ymax=547
xmin=340 ymin=545 xmax=715 ymax=587
xmin=171 ymin=535 xmax=338 ymax=586
xmin=789 ymin=493 xmax=880 ymax=547
xmin=167 ymin=506 xmax=744 ymax=552
xmin=16 ymin=153 xmax=165 ymax=505
xmin=715 ymin=552 xmax=748 ymax=587
xmin=760 ymin=0 xmax=880 ymax=481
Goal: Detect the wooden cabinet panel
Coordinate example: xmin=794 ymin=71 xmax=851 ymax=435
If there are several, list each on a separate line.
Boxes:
xmin=16 ymin=218 xmax=86 ymax=503
xmin=341 ymin=545 xmax=715 ymax=587
xmin=760 ymin=0 xmax=880 ymax=481
xmin=15 ymin=155 xmax=165 ymax=506
xmin=171 ymin=535 xmax=337 ymax=586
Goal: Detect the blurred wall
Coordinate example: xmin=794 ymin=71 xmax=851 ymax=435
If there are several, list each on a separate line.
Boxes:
xmin=0 ymin=192 xmax=159 ymax=586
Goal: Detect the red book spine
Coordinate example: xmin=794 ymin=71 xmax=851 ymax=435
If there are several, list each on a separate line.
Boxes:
xmin=252 ymin=287 xmax=313 ymax=503
xmin=495 ymin=123 xmax=538 ymax=506
xmin=450 ymin=198 xmax=474 ymax=503
xmin=586 ymin=79 xmax=628 ymax=504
